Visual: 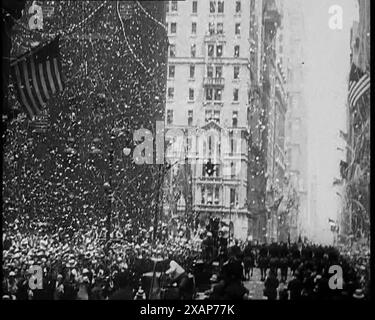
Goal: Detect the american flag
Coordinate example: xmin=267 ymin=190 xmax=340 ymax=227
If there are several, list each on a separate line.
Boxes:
xmin=348 ymin=63 xmax=370 ymax=109
xmin=10 ymin=36 xmax=64 ymax=120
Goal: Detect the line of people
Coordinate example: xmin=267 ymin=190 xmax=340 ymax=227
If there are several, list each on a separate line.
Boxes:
xmin=199 ymin=235 xmax=370 ymax=300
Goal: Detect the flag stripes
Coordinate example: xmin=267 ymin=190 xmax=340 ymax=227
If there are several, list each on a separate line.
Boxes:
xmin=348 ymin=63 xmax=370 ymax=108
xmin=10 ymin=37 xmax=64 ymax=120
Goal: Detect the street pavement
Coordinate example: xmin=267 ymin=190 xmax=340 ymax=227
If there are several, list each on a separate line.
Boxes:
xmin=244 ymin=268 xmax=266 ymax=299
xmin=195 ymin=268 xmax=292 ymax=300
xmin=244 ymin=268 xmax=293 ymax=300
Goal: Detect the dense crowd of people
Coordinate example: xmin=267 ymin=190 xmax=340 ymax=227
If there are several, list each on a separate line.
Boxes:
xmin=2 ymin=223 xmax=201 ymax=300
xmin=2 ymin=220 xmax=370 ymax=300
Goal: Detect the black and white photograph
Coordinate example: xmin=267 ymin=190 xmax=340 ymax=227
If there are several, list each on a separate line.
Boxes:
xmin=1 ymin=0 xmax=371 ymax=303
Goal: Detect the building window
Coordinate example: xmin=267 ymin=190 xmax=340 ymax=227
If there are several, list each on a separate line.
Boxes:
xmin=208 ymin=136 xmax=213 ymax=154
xmin=214 ymin=186 xmax=220 ymax=204
xmin=192 ymin=22 xmax=197 ymax=35
xmin=235 ymin=23 xmax=241 ymax=35
xmin=190 ymin=65 xmax=195 ymax=78
xmin=231 ymin=163 xmax=236 ymax=178
xmin=192 ymin=1 xmax=197 ymax=13
xmin=233 ymin=89 xmax=239 ymax=102
xmin=166 ymin=2 xmax=169 ymax=13
xmin=191 ymin=44 xmax=196 ymax=57
xmin=207 ymin=187 xmax=213 ymax=204
xmin=167 ymin=109 xmax=173 ymax=125
xmin=217 ymin=22 xmax=223 ymax=34
xmin=168 ymin=65 xmax=175 ymax=78
xmin=215 ymin=164 xmax=220 ymax=177
xmin=214 ymin=88 xmax=222 ymax=101
xmin=209 ymin=22 xmax=215 ymax=35
xmin=205 ymin=110 xmax=220 ymax=124
xmin=215 ymin=66 xmax=223 ymax=78
xmin=232 ymin=111 xmax=238 ymax=127
xmin=213 ymin=110 xmax=220 ymax=123
xmin=188 ymin=110 xmax=193 ymax=126
xmin=187 ymin=136 xmax=193 ymax=152
xmin=168 ymin=87 xmax=174 ymax=99
xmin=170 ymin=22 xmax=177 ymax=34
xmin=189 ymin=88 xmax=195 ymax=101
xmin=201 ymin=186 xmax=206 ymax=204
xmin=218 ymin=1 xmax=224 ymax=13
xmin=230 ymin=188 xmax=236 ymax=205
xmin=206 ymin=88 xmax=213 ymax=100
xmin=210 ymin=1 xmax=215 ymax=13
xmin=230 ymin=132 xmax=236 ymax=153
xmin=234 ymin=45 xmax=240 ymax=57
xmin=171 ymin=1 xmax=178 ymax=12
xmin=208 ymin=44 xmax=214 ymax=57
xmin=205 ymin=110 xmax=212 ymax=122
xmin=216 ymin=44 xmax=223 ymax=57
xmin=236 ymin=1 xmax=241 ymax=13
xmin=207 ymin=66 xmax=213 ymax=78
xmin=234 ymin=66 xmax=240 ymax=79
xmin=169 ymin=44 xmax=176 ymax=57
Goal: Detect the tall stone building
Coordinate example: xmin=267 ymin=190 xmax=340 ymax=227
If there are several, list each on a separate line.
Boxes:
xmin=263 ymin=0 xmax=288 ymax=243
xmin=281 ymin=0 xmax=309 ymax=242
xmin=164 ymin=0 xmax=253 ymax=240
xmin=340 ymin=0 xmax=370 ymax=246
xmin=246 ymin=0 xmax=267 ymax=242
xmin=247 ymin=0 xmax=287 ymax=243
xmin=164 ymin=0 xmax=288 ymax=242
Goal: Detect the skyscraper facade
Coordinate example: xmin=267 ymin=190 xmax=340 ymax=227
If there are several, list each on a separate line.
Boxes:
xmin=164 ymin=0 xmax=253 ymax=240
xmin=283 ymin=0 xmax=309 ymax=242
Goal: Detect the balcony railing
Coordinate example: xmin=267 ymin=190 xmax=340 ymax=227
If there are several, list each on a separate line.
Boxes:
xmin=197 ymin=176 xmax=223 ymax=183
xmin=203 ymin=101 xmax=224 ymax=107
xmin=204 ymin=32 xmax=226 ymax=42
xmin=203 ymin=77 xmax=225 ymax=86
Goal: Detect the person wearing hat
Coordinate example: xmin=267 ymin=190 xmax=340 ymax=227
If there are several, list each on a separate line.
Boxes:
xmin=76 ymin=274 xmax=91 ymax=300
xmin=109 ymin=271 xmax=134 ymax=300
xmin=53 ymin=274 xmax=64 ymax=300
xmin=243 ymin=242 xmax=255 ymax=280
xmin=278 ymin=282 xmax=289 ymax=300
xmin=134 ymin=286 xmax=146 ymax=300
xmin=165 ymin=257 xmax=192 ymax=300
xmin=204 ymin=274 xmax=226 ymax=300
xmin=201 ymin=232 xmax=215 ymax=262
xmin=352 ymin=288 xmax=365 ymax=299
xmin=217 ymin=231 xmax=228 ymax=268
xmin=263 ymin=269 xmax=279 ymax=301
xmin=62 ymin=270 xmax=78 ymax=300
xmin=5 ymin=271 xmax=18 ymax=299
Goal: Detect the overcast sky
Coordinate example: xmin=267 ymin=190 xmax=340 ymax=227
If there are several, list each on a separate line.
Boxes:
xmin=300 ymin=0 xmax=358 ymax=244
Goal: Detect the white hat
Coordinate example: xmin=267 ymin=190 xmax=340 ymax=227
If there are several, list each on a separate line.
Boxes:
xmin=353 ymin=289 xmax=365 ymax=299
xmin=210 ymin=274 xmax=218 ymax=283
